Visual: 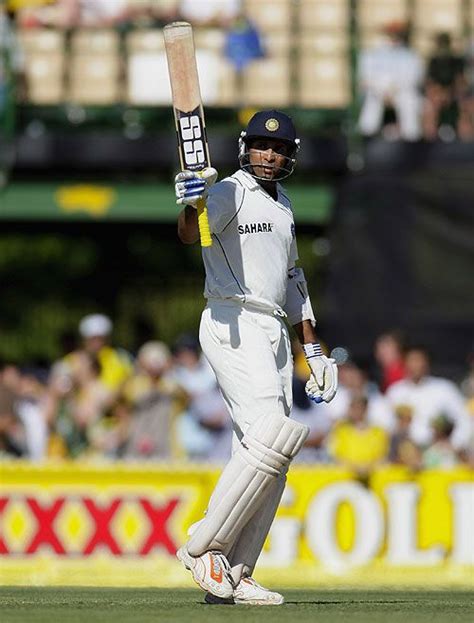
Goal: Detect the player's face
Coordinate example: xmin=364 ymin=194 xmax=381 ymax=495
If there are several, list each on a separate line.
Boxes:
xmin=248 ymin=139 xmax=293 ymax=180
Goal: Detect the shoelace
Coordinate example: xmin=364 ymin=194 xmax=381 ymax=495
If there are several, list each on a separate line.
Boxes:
xmin=210 ymin=551 xmax=235 ymax=586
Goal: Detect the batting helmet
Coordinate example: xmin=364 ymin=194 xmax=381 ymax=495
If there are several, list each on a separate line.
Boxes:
xmin=238 ymin=110 xmax=300 ymax=181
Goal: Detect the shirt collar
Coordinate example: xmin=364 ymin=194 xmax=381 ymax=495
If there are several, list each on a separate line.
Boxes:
xmin=234 ymin=169 xmax=286 ymax=200
xmin=234 ymin=169 xmax=261 ymax=190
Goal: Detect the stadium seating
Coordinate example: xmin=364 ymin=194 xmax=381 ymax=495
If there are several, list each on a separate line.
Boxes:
xmin=356 ymin=0 xmax=408 ymax=32
xmin=242 ymin=57 xmax=291 ymax=107
xmin=413 ymin=0 xmax=463 ymax=35
xmin=297 ymin=0 xmax=349 ymax=32
xmin=297 ymin=53 xmax=350 ymax=108
xmin=17 ymin=29 xmax=65 ymax=104
xmin=244 ymin=0 xmax=293 ymax=33
xmin=69 ymin=30 xmax=121 ymax=105
xmin=126 ymin=29 xmax=170 ymax=105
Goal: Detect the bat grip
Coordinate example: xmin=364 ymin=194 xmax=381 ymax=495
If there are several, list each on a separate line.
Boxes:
xmin=196 ymin=198 xmax=212 ymax=247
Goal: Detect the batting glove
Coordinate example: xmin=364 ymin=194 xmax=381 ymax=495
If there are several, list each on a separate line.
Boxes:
xmin=175 ymin=167 xmax=218 ymax=207
xmin=303 ymin=343 xmax=338 ymax=403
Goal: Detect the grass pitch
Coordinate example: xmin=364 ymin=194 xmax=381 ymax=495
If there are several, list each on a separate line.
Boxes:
xmin=1 ymin=587 xmax=472 ymax=623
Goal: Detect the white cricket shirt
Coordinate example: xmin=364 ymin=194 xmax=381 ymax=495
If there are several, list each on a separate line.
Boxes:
xmin=203 ymin=169 xmax=298 ymax=314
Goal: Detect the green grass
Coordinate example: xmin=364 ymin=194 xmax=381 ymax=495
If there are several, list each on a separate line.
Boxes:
xmin=0 ymin=588 xmax=472 ymax=623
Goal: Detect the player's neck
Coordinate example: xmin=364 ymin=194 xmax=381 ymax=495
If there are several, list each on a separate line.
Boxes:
xmin=258 ymin=180 xmax=278 ymax=200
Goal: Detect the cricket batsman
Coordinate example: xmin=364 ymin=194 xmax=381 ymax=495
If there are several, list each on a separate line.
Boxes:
xmin=174 ymin=110 xmax=338 ymax=605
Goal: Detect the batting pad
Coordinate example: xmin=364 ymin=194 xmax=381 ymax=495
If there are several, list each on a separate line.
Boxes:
xmin=227 ymin=473 xmax=287 ymax=582
xmin=186 ymin=414 xmax=309 ymax=556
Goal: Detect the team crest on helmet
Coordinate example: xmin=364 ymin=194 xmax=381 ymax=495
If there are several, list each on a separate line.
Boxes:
xmin=265 ymin=118 xmax=279 ymax=132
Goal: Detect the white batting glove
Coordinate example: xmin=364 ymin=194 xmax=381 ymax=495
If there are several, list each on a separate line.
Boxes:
xmin=175 ymin=167 xmax=218 ymax=207
xmin=303 ymin=343 xmax=338 ymax=403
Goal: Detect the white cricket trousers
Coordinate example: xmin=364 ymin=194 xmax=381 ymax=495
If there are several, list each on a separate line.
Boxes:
xmin=199 ymin=299 xmax=293 ymax=579
xmin=199 ymin=299 xmax=293 ymax=440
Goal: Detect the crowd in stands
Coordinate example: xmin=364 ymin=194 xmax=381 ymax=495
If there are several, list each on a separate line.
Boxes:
xmin=1 ymin=314 xmax=472 ymax=472
xmin=1 ymin=1 xmax=474 ymax=141
xmin=357 ymin=21 xmax=474 ymax=141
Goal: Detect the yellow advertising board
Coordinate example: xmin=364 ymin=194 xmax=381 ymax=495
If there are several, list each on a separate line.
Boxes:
xmin=0 ymin=462 xmax=472 ymax=587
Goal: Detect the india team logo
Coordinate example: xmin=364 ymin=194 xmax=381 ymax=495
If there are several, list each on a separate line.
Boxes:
xmin=265 ymin=118 xmax=279 ymax=132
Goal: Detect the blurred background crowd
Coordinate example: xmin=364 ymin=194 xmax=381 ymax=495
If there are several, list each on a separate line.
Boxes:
xmin=1 ymin=312 xmax=473 ymax=471
xmin=1 ymin=1 xmax=473 ymax=471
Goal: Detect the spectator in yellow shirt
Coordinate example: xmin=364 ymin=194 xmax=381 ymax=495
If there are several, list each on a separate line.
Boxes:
xmin=327 ymin=393 xmax=389 ymax=477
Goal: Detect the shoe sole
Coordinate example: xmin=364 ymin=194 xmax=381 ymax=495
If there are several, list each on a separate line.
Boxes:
xmin=234 ymin=598 xmax=284 ymax=606
xmin=177 ymin=547 xmax=234 ymax=599
xmin=204 ymin=593 xmax=235 ymax=605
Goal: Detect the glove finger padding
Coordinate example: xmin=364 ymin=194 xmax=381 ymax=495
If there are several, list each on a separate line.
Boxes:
xmin=307 ymin=356 xmax=338 ymax=403
xmin=174 ymin=167 xmax=218 ymax=207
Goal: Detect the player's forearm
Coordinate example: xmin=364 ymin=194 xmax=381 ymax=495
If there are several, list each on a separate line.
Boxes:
xmin=177 ymin=205 xmax=200 ymax=244
xmin=293 ymin=320 xmax=318 ymax=345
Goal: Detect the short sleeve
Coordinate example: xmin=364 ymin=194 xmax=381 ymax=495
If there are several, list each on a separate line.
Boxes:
xmin=206 ymin=178 xmax=245 ymax=234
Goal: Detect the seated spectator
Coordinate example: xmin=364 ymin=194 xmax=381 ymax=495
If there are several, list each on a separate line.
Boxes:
xmin=189 ymin=384 xmax=232 ymax=463
xmin=291 ymin=377 xmax=332 ymax=464
xmin=388 ymin=404 xmax=421 ymax=470
xmin=374 ymin=330 xmax=406 ymax=393
xmin=423 ymin=414 xmax=459 ymax=468
xmin=171 ymin=333 xmax=219 ymax=459
xmin=1 ymin=362 xmax=47 ymax=460
xmin=322 ymin=358 xmax=395 ymax=434
xmin=327 ymin=393 xmax=389 ymax=478
xmin=423 ymin=32 xmax=465 ymax=141
xmin=0 ymin=382 xmax=25 ymax=458
xmin=386 ymin=346 xmax=471 ymax=454
xmin=121 ymin=341 xmax=188 ymax=460
xmin=44 ymin=351 xmax=109 ymax=458
xmin=358 ymin=22 xmax=425 ymax=141
xmin=16 ymin=366 xmax=49 ymax=461
xmin=52 ymin=314 xmax=133 ymax=404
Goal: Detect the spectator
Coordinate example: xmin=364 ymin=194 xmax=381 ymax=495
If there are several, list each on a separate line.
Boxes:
xmin=327 ymin=393 xmax=389 ymax=478
xmin=224 ymin=12 xmax=264 ymax=74
xmin=423 ymin=414 xmax=459 ymax=468
xmin=0 ymin=382 xmax=25 ymax=458
xmin=0 ymin=362 xmax=47 ymax=460
xmin=388 ymin=404 xmax=421 ymax=470
xmin=358 ymin=22 xmax=425 ymax=141
xmin=44 ymin=352 xmax=108 ymax=458
xmin=171 ymin=333 xmax=219 ymax=459
xmin=374 ymin=330 xmax=406 ymax=393
xmin=422 ymin=32 xmax=465 ymax=141
xmin=323 ymin=359 xmax=395 ymax=434
xmin=16 ymin=366 xmax=49 ymax=461
xmin=191 ymin=384 xmax=232 ymax=463
xmin=121 ymin=341 xmax=188 ymax=460
xmin=51 ymin=314 xmax=133 ymax=403
xmin=386 ymin=346 xmax=471 ymax=454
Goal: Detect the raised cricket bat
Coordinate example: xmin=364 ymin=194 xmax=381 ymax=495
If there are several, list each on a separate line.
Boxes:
xmin=164 ymin=22 xmax=212 ymax=247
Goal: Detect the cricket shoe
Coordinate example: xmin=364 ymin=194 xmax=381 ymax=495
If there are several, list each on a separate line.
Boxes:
xmin=234 ymin=577 xmax=284 ymax=605
xmin=205 ymin=577 xmax=284 ymax=606
xmin=176 ymin=546 xmax=234 ymax=599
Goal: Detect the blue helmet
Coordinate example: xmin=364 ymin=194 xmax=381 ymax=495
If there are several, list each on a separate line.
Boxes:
xmin=238 ymin=110 xmax=300 ymax=181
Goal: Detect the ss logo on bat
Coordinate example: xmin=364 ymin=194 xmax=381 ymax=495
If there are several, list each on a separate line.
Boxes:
xmin=179 ymin=115 xmax=205 ymax=167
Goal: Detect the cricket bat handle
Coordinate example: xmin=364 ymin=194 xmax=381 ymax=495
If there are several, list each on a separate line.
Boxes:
xmin=196 ymin=198 xmax=212 ymax=247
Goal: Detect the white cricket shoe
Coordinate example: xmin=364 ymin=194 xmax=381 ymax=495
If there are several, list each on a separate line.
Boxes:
xmin=176 ymin=546 xmax=234 ymax=599
xmin=234 ymin=577 xmax=284 ymax=605
xmin=205 ymin=576 xmax=284 ymax=606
